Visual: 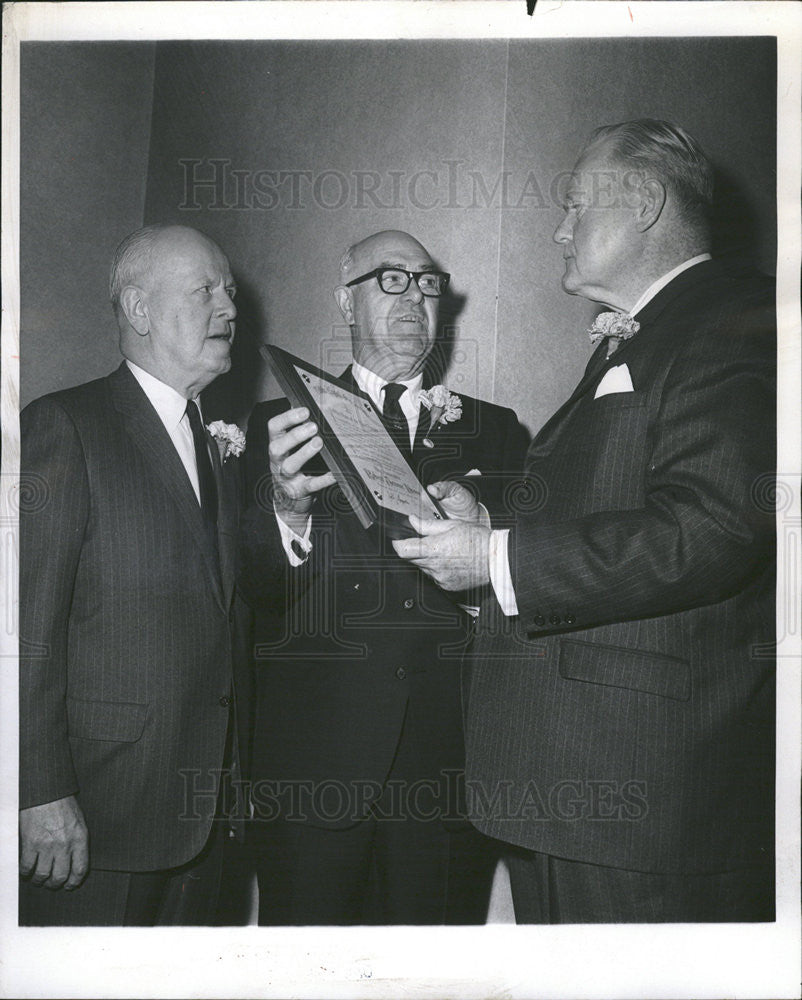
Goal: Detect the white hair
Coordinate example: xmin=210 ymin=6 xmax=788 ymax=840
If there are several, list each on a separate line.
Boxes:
xmin=108 ymin=224 xmax=167 ymax=318
xmin=588 ymin=118 xmax=714 ymax=225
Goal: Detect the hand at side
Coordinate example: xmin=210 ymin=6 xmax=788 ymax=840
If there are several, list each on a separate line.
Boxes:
xmin=19 ymin=794 xmax=89 ymax=891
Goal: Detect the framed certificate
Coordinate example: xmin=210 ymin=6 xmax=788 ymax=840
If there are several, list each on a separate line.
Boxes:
xmin=262 ymin=345 xmax=447 ymax=537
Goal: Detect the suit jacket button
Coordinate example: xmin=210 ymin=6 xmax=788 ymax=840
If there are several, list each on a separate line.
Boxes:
xmin=550 ymin=615 xmax=561 ymax=625
xmin=395 ymin=667 xmax=407 ymax=680
xmin=533 ymin=615 xmax=545 ymax=627
xmin=403 ymin=598 xmax=414 ymax=609
xmin=219 ymin=695 xmax=231 ymax=708
xmin=565 ymin=614 xmax=576 ymax=625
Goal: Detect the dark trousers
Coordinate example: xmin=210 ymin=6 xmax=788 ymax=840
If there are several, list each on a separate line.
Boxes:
xmin=251 ymin=701 xmax=497 ymax=925
xmin=505 ymin=847 xmax=775 ymax=923
xmin=252 ymin=810 xmax=496 ymax=926
xmin=19 ymin=820 xmax=227 ymax=926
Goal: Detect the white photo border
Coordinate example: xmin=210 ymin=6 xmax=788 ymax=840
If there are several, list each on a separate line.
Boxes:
xmin=1 ymin=3 xmax=799 ymax=998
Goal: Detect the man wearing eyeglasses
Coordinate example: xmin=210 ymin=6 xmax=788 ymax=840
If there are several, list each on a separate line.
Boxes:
xmin=239 ymin=230 xmax=529 ymax=924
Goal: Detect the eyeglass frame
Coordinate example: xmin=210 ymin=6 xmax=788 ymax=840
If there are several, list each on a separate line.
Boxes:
xmin=345 ymin=267 xmax=451 ymax=298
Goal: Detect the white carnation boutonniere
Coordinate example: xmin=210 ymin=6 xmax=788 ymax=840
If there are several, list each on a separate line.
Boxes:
xmin=588 ymin=311 xmax=640 ymax=354
xmin=207 ymin=420 xmax=246 ymax=462
xmin=419 ymin=385 xmax=462 ymax=449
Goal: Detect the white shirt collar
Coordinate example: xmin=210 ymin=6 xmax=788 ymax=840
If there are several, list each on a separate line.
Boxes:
xmin=350 ymin=360 xmax=424 ymax=412
xmin=630 ymin=254 xmax=712 ymax=317
xmin=126 ymin=360 xmax=200 ymax=428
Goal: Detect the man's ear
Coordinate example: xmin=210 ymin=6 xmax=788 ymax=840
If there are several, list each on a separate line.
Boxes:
xmin=119 ymin=285 xmax=149 ymax=336
xmin=333 ymin=285 xmax=354 ymax=325
xmin=635 ymin=177 xmax=666 ymax=232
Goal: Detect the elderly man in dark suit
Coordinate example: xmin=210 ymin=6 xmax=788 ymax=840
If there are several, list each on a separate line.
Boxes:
xmin=239 ymin=230 xmax=529 ymax=924
xmin=395 ymin=121 xmax=775 ymax=923
xmin=19 ymin=224 xmax=247 ymax=925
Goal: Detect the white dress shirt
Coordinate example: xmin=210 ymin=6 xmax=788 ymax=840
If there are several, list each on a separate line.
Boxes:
xmin=491 ymin=254 xmax=713 ymax=617
xmin=126 ymin=360 xmax=204 ymax=504
xmin=351 ymin=360 xmax=424 ymax=449
xmin=629 ymin=253 xmax=711 ymax=318
xmin=276 ymin=362 xmax=424 ymax=565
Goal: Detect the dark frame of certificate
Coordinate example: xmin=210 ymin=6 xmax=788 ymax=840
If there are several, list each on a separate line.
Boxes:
xmin=261 ymin=345 xmax=446 ymax=537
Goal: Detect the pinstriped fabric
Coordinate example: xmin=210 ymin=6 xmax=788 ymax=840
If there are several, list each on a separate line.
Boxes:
xmin=466 ymin=263 xmax=775 ymax=876
xmin=20 ymin=363 xmax=241 ymax=873
xmin=506 ymin=849 xmax=774 ymax=923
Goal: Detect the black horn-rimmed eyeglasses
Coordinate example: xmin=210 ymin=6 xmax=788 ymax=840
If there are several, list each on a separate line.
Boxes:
xmin=345 ymin=267 xmax=451 ymax=298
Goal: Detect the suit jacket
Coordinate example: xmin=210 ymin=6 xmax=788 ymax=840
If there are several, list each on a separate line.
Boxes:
xmin=465 ymin=261 xmax=776 ymax=874
xmin=239 ymin=368 xmax=529 ymax=829
xmin=20 ymin=362 xmax=249 ymax=872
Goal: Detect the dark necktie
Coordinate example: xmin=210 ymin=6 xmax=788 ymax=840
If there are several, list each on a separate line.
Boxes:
xmin=185 ymin=399 xmax=218 ymax=528
xmin=381 ymin=382 xmax=410 ymax=454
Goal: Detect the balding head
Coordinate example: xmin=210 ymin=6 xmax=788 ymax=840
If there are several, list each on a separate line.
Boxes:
xmin=339 ymin=230 xmax=433 ymax=282
xmin=112 ymin=225 xmax=237 ymax=398
xmin=334 ymin=230 xmax=443 ymax=381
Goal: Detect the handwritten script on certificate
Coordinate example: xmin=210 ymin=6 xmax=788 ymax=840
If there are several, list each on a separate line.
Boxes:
xmin=297 ymin=367 xmax=442 ymax=522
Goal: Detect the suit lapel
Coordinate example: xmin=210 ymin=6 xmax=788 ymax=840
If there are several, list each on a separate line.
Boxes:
xmin=340 ymin=366 xmax=365 ymax=398
xmin=348 ymin=367 xmax=470 ymax=475
xmin=525 ymin=342 xmax=609 ymax=465
xmin=110 ymin=363 xmax=225 ymax=612
xmin=526 ymin=261 xmax=722 ymax=468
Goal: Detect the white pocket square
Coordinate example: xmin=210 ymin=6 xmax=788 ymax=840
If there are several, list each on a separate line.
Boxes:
xmin=464 ymin=468 xmax=482 ymax=477
xmin=594 ymin=363 xmax=635 ymax=399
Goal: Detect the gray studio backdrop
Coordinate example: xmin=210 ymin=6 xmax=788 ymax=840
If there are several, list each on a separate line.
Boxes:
xmin=21 ymin=37 xmax=776 ymax=435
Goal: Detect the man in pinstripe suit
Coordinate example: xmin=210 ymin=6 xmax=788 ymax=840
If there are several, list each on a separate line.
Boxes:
xmin=19 ymin=225 xmax=247 ymax=925
xmin=395 ymin=121 xmax=776 ymax=922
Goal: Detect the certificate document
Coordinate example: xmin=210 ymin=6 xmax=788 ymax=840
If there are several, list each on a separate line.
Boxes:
xmin=263 ymin=345 xmax=445 ymax=536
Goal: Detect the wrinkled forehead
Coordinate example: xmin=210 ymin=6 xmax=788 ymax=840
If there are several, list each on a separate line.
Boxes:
xmin=351 ymin=233 xmax=434 ymax=275
xmin=149 ymin=230 xmax=232 ymax=285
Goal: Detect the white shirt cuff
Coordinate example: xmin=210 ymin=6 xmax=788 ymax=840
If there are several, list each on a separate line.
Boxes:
xmin=275 ymin=508 xmax=312 ymax=566
xmin=489 ymin=528 xmax=519 ymax=617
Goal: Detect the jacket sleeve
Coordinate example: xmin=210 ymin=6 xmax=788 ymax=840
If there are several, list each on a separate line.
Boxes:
xmin=459 ymin=402 xmax=531 ymax=520
xmin=509 ymin=296 xmax=775 ymax=633
xmin=238 ymin=400 xmax=311 ymax=611
xmin=19 ymin=397 xmax=87 ymax=808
